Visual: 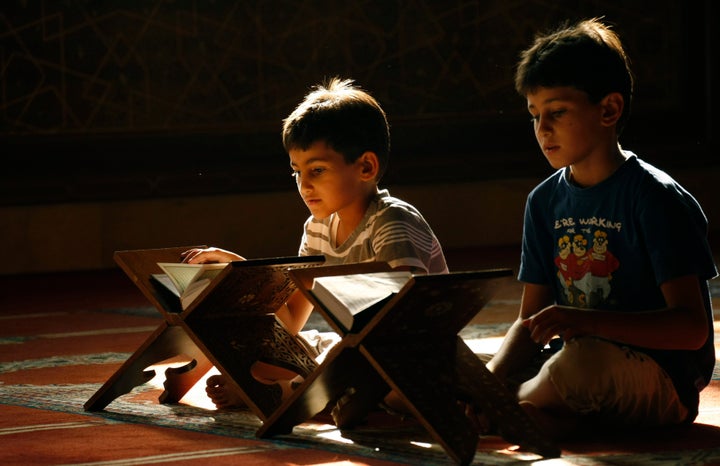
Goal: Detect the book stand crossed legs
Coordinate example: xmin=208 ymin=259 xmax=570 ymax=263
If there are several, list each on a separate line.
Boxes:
xmin=257 ymin=264 xmax=561 ymax=465
xmin=84 ymin=246 xmax=324 ymax=421
xmin=85 ymin=248 xmax=559 ymax=464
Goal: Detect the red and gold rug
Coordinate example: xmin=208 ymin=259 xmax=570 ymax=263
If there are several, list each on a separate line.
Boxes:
xmin=1 ymin=270 xmax=719 ymax=465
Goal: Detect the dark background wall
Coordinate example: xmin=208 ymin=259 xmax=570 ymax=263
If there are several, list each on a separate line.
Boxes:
xmin=1 ymin=1 xmax=718 ymax=274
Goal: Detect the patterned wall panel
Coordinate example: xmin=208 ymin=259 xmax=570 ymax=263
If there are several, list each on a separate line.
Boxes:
xmin=0 ymin=1 xmax=711 ymax=204
xmin=1 ymin=0 xmax=693 ymax=133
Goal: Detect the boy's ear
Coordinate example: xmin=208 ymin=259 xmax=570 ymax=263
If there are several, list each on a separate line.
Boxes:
xmin=357 ymin=151 xmax=380 ymax=181
xmin=600 ymin=92 xmax=624 ymax=127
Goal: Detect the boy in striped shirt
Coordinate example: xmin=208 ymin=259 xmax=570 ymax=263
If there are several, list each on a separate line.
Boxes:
xmin=182 ymin=78 xmax=448 ymax=413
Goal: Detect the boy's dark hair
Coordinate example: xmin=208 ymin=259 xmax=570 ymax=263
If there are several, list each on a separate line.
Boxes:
xmin=515 ymin=18 xmax=634 ymax=132
xmin=282 ymin=77 xmax=391 ymax=180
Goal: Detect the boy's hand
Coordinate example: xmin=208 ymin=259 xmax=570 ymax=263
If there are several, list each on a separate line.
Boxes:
xmin=181 ymin=247 xmax=245 ymax=264
xmin=522 ymin=305 xmax=594 ymax=346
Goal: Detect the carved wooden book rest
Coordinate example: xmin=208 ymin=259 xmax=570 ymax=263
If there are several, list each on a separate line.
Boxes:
xmin=257 ymin=264 xmax=560 ymax=464
xmin=84 ymin=246 xmax=324 ymax=421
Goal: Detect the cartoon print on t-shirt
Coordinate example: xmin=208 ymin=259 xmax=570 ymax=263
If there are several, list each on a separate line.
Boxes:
xmin=554 ymin=235 xmax=573 ymax=301
xmin=565 ymin=234 xmax=591 ymax=305
xmin=587 ymin=230 xmax=619 ymax=298
xmin=554 ymin=227 xmax=620 ymax=308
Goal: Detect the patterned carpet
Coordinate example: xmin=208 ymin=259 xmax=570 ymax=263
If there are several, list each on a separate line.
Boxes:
xmin=1 ymin=380 xmax=719 ymax=465
xmin=2 ymin=268 xmax=720 ymax=465
xmin=2 ymin=308 xmax=720 ymax=465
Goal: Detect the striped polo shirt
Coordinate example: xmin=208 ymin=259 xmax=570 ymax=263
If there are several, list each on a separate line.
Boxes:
xmin=299 ymin=189 xmax=448 ymax=274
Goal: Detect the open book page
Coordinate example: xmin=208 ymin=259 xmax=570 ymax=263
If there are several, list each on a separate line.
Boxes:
xmin=151 ymin=274 xmax=181 ymax=298
xmin=181 ymin=278 xmax=213 ymax=309
xmin=157 ymin=262 xmax=227 ymax=295
xmin=311 ymin=271 xmax=412 ymax=331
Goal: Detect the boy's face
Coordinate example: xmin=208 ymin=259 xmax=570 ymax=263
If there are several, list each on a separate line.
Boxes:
xmin=289 ymin=141 xmax=370 ymax=220
xmin=526 ymin=86 xmax=608 ymax=171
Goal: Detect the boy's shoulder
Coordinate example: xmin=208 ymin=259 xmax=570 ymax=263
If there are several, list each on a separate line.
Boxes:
xmin=375 ymin=189 xmax=414 ymax=209
xmin=632 ymin=156 xmax=678 ymax=186
xmin=372 ymin=189 xmax=426 ymax=219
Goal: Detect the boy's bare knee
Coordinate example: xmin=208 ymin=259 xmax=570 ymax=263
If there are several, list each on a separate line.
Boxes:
xmin=517 ymin=365 xmax=565 ymax=410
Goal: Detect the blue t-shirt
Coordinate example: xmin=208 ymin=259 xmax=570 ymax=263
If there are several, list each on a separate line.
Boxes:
xmin=519 ymin=152 xmax=717 ymax=416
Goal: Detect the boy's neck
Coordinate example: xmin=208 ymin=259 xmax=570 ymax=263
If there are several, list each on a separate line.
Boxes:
xmin=333 ymin=186 xmax=379 ymax=246
xmin=568 ymin=144 xmax=627 ymax=188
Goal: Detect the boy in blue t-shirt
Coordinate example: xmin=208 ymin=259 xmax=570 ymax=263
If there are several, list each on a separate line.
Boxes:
xmin=486 ymin=18 xmax=717 ymax=439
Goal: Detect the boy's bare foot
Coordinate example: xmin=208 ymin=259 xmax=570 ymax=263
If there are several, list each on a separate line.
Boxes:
xmin=205 ymin=374 xmax=247 ymax=409
xmin=462 ymin=402 xmax=494 ymax=435
xmin=331 ymin=387 xmax=365 ymax=428
xmin=331 ymin=388 xmax=405 ymax=428
xmin=205 ymin=373 xmax=304 ymax=410
xmin=519 ymin=400 xmax=579 ymax=441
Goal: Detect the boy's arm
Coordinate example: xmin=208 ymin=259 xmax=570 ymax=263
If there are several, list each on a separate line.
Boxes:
xmin=486 ymin=283 xmax=552 ymax=382
xmin=523 ymin=274 xmax=709 ymax=351
xmin=275 ymin=288 xmax=314 ymax=335
xmin=181 ymin=247 xmax=245 ymax=264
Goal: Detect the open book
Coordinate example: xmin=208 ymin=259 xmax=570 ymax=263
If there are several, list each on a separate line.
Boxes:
xmin=310 ymin=270 xmax=413 ymax=332
xmin=152 ymin=262 xmax=227 ymax=310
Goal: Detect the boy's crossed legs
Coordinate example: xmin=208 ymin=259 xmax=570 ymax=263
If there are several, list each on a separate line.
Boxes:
xmin=516 ymin=337 xmax=689 ymax=439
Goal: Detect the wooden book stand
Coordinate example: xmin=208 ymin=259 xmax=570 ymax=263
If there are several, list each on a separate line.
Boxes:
xmin=84 ymin=246 xmax=324 ymax=421
xmin=257 ymin=264 xmax=560 ymax=465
